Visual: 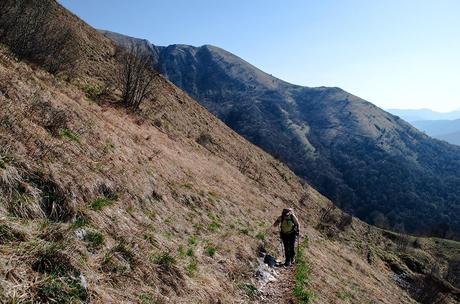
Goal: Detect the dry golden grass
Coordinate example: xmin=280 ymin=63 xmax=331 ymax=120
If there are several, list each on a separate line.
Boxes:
xmin=0 ymin=2 xmax=459 ymax=303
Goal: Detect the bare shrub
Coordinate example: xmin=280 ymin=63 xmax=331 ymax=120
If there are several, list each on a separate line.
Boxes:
xmin=116 ymin=45 xmax=158 ymax=110
xmin=196 ymin=132 xmax=213 ymax=147
xmin=0 ymin=222 xmax=25 ymax=244
xmin=298 ymin=192 xmax=309 ymax=206
xmin=446 ymin=255 xmax=460 ymax=288
xmin=0 ymin=159 xmax=44 ymax=219
xmin=336 ymin=213 xmax=353 ymax=231
xmin=0 ymin=0 xmax=80 ymax=73
xmin=316 ymin=203 xmax=336 ymax=229
xmin=30 ymin=99 xmax=69 ymax=136
xmin=395 ymin=234 xmax=411 ymax=253
xmin=29 ymin=173 xmax=74 ymax=222
xmin=410 ymin=274 xmax=451 ymax=304
xmin=0 ymin=150 xmax=73 ymax=221
xmin=238 ymin=155 xmax=252 ymax=174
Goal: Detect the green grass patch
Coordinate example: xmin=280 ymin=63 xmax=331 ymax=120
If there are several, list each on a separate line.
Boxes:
xmin=188 ymin=235 xmax=198 ymax=246
xmin=192 ymin=223 xmax=203 ymax=232
xmin=239 ymin=283 xmax=258 ymax=299
xmin=138 ymin=293 xmax=159 ymax=304
xmin=37 ymin=274 xmax=87 ymax=303
xmin=89 ymin=197 xmax=115 ymax=211
xmin=84 ymin=230 xmax=104 ymax=250
xmin=205 ymin=246 xmax=217 ymax=257
xmin=82 ymin=83 xmax=106 ymax=101
xmin=71 ymin=213 xmax=89 ymax=228
xmin=293 ymin=237 xmax=315 ymax=303
xmin=113 ymin=242 xmax=134 ymax=264
xmin=178 ymin=245 xmax=186 ymax=257
xmin=337 ymin=288 xmax=353 ymax=301
xmin=208 ymin=221 xmax=221 ymax=232
xmin=181 ymin=183 xmax=193 ymax=190
xmin=186 ymin=259 xmax=198 ymax=277
xmin=256 ymin=232 xmax=266 ymax=241
xmin=239 ymin=228 xmax=250 ymax=235
xmin=153 ymin=252 xmax=176 ymax=268
xmin=59 ymin=128 xmax=80 ymax=143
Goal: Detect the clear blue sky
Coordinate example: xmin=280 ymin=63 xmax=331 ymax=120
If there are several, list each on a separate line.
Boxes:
xmin=59 ymin=0 xmax=460 ymax=112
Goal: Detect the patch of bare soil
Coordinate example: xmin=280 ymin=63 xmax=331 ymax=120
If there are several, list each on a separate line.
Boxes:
xmin=258 ymin=266 xmax=295 ymax=304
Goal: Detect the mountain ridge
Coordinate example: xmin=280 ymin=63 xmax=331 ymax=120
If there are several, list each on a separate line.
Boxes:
xmin=103 ymin=31 xmax=460 ymax=239
xmin=388 ymin=108 xmax=460 ymax=122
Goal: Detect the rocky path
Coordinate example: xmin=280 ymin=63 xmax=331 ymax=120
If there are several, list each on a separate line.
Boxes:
xmin=257 ymin=265 xmax=295 ymax=304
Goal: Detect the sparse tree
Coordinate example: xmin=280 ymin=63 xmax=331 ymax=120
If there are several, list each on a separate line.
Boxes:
xmin=116 ymin=45 xmax=158 ymax=110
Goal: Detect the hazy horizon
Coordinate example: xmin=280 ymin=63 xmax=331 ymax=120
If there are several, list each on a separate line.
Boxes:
xmin=58 ymin=0 xmax=460 ymax=112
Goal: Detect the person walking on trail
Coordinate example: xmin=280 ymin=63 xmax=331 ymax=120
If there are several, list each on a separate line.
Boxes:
xmin=273 ymin=208 xmax=300 ymax=266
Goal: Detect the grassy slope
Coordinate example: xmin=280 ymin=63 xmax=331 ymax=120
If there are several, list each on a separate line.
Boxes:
xmin=0 ymin=1 xmax=459 ymax=303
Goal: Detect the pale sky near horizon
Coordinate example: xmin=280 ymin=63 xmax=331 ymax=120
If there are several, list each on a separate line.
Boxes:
xmin=59 ymin=0 xmax=460 ymax=112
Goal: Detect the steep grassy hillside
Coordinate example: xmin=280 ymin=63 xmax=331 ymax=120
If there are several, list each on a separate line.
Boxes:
xmin=103 ymin=32 xmax=460 ymax=240
xmin=1 ymin=1 xmax=459 ymax=303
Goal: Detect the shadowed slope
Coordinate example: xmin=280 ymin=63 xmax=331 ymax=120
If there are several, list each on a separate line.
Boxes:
xmin=104 ymin=31 xmax=460 ymax=239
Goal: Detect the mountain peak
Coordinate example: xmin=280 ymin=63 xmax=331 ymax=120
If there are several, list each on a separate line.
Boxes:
xmin=103 ymin=31 xmax=460 ymax=243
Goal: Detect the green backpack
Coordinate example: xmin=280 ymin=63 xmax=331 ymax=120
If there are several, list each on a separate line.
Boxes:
xmin=281 ymin=215 xmax=295 ymax=234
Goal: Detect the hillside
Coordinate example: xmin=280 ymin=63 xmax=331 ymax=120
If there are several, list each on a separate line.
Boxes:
xmin=1 ymin=1 xmax=459 ymax=303
xmin=103 ymin=31 xmax=460 ymax=240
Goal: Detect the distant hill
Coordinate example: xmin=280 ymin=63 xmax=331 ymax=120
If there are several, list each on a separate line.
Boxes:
xmin=409 ymin=119 xmax=460 ymax=146
xmin=104 ymin=31 xmax=460 ymax=240
xmin=388 ymin=108 xmax=460 ymax=122
xmin=438 ymin=130 xmax=460 ymax=146
xmin=412 ymin=119 xmax=460 ymax=136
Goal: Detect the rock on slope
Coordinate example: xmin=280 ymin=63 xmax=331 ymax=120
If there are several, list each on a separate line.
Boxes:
xmin=0 ymin=1 xmax=459 ymax=303
xmin=103 ymin=31 xmax=460 ymax=239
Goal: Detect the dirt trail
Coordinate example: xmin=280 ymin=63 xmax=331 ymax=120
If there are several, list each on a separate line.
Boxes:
xmin=258 ymin=266 xmax=295 ymax=304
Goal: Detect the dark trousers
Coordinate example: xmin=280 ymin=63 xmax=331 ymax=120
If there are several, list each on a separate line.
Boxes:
xmin=281 ymin=232 xmax=296 ymax=264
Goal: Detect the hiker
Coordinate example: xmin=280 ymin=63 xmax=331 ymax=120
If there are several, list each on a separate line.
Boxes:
xmin=273 ymin=208 xmax=300 ymax=266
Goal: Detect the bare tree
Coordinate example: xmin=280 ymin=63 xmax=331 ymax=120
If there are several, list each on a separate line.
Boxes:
xmin=116 ymin=45 xmax=158 ymax=110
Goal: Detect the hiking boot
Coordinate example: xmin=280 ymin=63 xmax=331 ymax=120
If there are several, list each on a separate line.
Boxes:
xmin=284 ymin=261 xmax=291 ymax=267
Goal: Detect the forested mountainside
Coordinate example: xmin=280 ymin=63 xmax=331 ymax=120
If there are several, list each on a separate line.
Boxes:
xmin=104 ymin=31 xmax=460 ymax=240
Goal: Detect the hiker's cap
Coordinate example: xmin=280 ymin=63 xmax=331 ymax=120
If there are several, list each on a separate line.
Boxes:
xmin=282 ymin=208 xmax=292 ymax=215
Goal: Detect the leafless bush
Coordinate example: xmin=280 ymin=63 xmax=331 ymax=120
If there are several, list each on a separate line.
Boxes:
xmin=411 ymin=274 xmax=450 ymax=304
xmin=317 ymin=203 xmax=336 ymax=228
xmin=0 ymin=0 xmax=80 ymax=73
xmin=29 ymin=174 xmax=74 ymax=222
xmin=0 ymin=151 xmax=73 ymax=221
xmin=395 ymin=234 xmax=412 ymax=253
xmin=116 ymin=45 xmax=158 ymax=110
xmin=30 ymin=99 xmax=69 ymax=136
xmin=196 ymin=132 xmax=213 ymax=147
xmin=238 ymin=155 xmax=252 ymax=174
xmin=0 ymin=153 xmax=45 ymax=219
xmin=447 ymin=255 xmax=460 ymax=288
xmin=298 ymin=192 xmax=309 ymax=206
xmin=336 ymin=213 xmax=353 ymax=231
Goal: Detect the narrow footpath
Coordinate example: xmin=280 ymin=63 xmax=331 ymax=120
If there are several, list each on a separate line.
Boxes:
xmin=257 ymin=265 xmax=295 ymax=304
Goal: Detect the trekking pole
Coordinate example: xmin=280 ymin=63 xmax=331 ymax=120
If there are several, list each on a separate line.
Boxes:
xmin=295 ymin=233 xmax=300 ymax=263
xmin=279 ymin=239 xmax=284 ymax=261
